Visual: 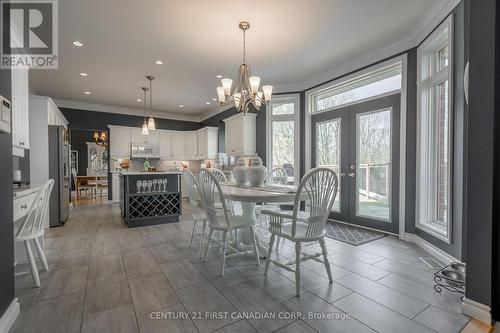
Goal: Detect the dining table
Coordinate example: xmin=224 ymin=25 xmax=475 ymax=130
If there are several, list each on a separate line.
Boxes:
xmin=75 ymin=175 xmax=108 ymax=199
xmin=219 ymin=183 xmax=306 ymax=257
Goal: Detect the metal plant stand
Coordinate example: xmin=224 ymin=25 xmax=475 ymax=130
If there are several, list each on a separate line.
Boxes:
xmin=433 ymin=262 xmax=466 ymax=300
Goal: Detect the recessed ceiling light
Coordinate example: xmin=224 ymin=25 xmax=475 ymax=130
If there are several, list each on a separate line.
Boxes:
xmin=137 ymin=99 xmax=142 ymax=102
xmin=79 ymin=72 xmax=88 ymax=76
xmin=84 ymin=91 xmax=91 ymax=95
xmin=155 ymin=60 xmax=163 ymax=65
xmin=216 ymin=75 xmax=222 ymax=79
xmin=73 ymin=41 xmax=83 ymax=47
xmin=205 ymin=102 xmax=210 ymax=105
xmin=212 ymin=98 xmax=217 ymax=101
xmin=179 ymin=105 xmax=184 ymax=108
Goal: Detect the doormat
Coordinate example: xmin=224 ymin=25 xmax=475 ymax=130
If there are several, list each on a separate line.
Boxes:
xmin=325 ymin=221 xmax=386 ymax=246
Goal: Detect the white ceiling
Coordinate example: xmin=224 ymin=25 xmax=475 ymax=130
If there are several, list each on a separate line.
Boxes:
xmin=29 ymin=0 xmax=453 ymax=119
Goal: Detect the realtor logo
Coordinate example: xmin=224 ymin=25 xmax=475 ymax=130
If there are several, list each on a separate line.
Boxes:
xmin=1 ymin=0 xmax=58 ymax=69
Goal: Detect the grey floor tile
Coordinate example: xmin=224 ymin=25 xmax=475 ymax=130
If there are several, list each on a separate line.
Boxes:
xmin=137 ymin=303 xmax=198 ymax=333
xmin=177 ymin=282 xmax=239 ymax=333
xmin=212 ymin=320 xmax=258 ymax=333
xmin=22 ymin=292 xmax=84 ymax=333
xmin=221 ymin=281 xmax=295 ymax=333
xmin=122 ymin=251 xmax=162 ymax=278
xmin=334 ymin=293 xmax=434 ymax=333
xmin=328 ymin=253 xmax=390 ymax=281
xmin=374 ymin=259 xmax=437 ymax=286
xmin=84 ymin=272 xmax=132 ymax=315
xmin=335 ymin=273 xmax=428 ymax=318
xmin=88 ymin=253 xmax=124 ymax=279
xmin=160 ymin=258 xmax=208 ymax=290
xmin=247 ymin=269 xmax=299 ymax=302
xmin=81 ymin=304 xmax=139 ymax=333
xmin=274 ymin=320 xmax=317 ymax=332
xmin=150 ymin=243 xmax=186 ymax=263
xmin=52 ymin=248 xmax=91 ymax=268
xmin=282 ymin=290 xmax=374 ymax=333
xmin=128 ymin=272 xmax=180 ymax=315
xmin=38 ymin=265 xmax=88 ymax=300
xmin=327 ymin=242 xmax=385 ymax=264
xmin=414 ymin=305 xmax=470 ymax=333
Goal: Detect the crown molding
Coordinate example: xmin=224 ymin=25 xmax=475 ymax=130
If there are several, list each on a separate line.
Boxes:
xmin=53 ymin=99 xmax=201 ymax=123
xmin=198 ymin=104 xmax=234 ymax=122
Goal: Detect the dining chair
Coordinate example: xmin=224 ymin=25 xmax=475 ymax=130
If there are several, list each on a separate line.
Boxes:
xmin=72 ymin=170 xmax=91 ymax=199
xmin=256 ymin=167 xmax=290 ymax=225
xmin=15 ymin=179 xmax=54 ymax=287
xmin=183 ymin=169 xmax=209 ymax=257
xmin=262 ymin=167 xmax=338 ymax=296
xmin=207 ymin=168 xmax=227 ymax=182
xmin=198 ymin=169 xmax=260 ymax=276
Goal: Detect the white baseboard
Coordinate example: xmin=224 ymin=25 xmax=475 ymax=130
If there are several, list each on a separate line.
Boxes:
xmin=404 ymin=233 xmax=460 ymax=265
xmin=461 ymin=298 xmax=492 ymax=325
xmin=0 ymin=298 xmax=20 ymax=333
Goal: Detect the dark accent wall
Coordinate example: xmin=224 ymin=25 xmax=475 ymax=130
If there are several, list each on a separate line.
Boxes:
xmin=70 ymin=129 xmax=103 ymax=177
xmin=0 ymin=61 xmax=15 ymax=316
xmin=464 ymin=0 xmax=497 ymax=311
xmin=201 ymin=105 xmax=267 ymax=165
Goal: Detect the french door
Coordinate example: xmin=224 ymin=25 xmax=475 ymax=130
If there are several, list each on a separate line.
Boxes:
xmin=311 ymin=94 xmax=400 ymax=234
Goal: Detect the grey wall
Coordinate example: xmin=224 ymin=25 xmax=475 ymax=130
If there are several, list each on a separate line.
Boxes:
xmin=0 ymin=67 xmax=15 ymax=316
xmin=464 ymin=0 xmax=496 ymax=310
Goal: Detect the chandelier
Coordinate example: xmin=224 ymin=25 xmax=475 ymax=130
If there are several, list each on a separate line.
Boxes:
xmin=92 ymin=131 xmax=107 ymax=146
xmin=216 ymin=21 xmax=273 ymax=114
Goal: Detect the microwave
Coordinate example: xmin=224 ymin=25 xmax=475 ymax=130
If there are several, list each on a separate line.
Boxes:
xmin=130 ymin=143 xmax=160 ymax=159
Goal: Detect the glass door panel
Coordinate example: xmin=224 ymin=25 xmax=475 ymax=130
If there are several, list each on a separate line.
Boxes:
xmin=316 ymin=119 xmax=342 ymax=212
xmin=355 ymin=109 xmax=391 ymax=221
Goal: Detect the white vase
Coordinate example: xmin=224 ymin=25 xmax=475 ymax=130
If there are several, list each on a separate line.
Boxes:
xmin=232 ymin=158 xmax=248 ymax=185
xmin=248 ymin=156 xmax=267 ymax=187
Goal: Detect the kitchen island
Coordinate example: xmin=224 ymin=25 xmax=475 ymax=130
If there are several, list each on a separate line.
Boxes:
xmin=119 ymin=171 xmax=182 ymax=227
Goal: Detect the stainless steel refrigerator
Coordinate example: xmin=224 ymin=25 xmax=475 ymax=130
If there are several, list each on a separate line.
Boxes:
xmin=48 ymin=125 xmax=70 ymax=227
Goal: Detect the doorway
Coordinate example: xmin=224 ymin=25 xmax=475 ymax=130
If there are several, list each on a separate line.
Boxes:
xmin=311 ymin=94 xmax=400 ymax=234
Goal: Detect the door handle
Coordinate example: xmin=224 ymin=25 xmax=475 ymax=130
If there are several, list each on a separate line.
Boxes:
xmin=348 ymin=172 xmax=356 ymax=178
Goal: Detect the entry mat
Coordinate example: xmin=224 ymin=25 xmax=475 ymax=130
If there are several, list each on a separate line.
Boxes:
xmin=325 ymin=221 xmax=386 ymax=246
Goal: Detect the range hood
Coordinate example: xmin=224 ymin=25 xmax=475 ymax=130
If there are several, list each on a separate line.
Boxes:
xmin=130 ymin=142 xmax=160 ymax=159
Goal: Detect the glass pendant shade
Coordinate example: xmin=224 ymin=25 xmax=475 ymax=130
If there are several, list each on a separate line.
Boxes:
xmin=147 ymin=117 xmax=156 ymax=130
xmin=221 ymin=78 xmax=233 ymax=96
xmin=262 ymin=85 xmax=273 ymax=101
xmin=142 ymin=122 xmax=149 ymax=136
xmin=216 ymin=87 xmax=225 ymax=102
xmin=249 ymin=76 xmax=261 ymax=94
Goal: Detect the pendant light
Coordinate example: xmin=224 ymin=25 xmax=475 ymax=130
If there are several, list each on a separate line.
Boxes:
xmin=146 ymin=75 xmax=156 ymax=131
xmin=141 ymin=87 xmax=150 ymax=136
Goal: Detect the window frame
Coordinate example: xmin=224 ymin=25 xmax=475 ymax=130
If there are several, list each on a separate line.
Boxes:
xmin=266 ymin=94 xmax=301 ymax=184
xmin=416 ymin=15 xmax=454 ymax=243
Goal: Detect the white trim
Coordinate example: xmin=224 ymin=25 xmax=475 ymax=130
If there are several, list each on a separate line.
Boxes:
xmin=266 ymin=94 xmax=301 ymax=184
xmin=404 ymin=233 xmax=460 ymax=265
xmin=461 ymin=298 xmax=492 ymax=325
xmin=53 ymin=99 xmax=201 ymax=123
xmin=305 ymin=55 xmax=407 ymax=237
xmin=0 ymin=298 xmax=20 ymax=333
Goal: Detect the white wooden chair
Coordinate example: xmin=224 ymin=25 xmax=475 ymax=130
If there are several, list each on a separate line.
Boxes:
xmin=207 ymin=168 xmax=227 ymax=182
xmin=183 ymin=169 xmax=209 ymax=257
xmin=15 ymin=179 xmax=54 ymax=287
xmin=256 ymin=167 xmax=290 ymax=225
xmin=198 ymin=169 xmax=260 ymax=276
xmin=262 ymin=168 xmax=338 ymax=296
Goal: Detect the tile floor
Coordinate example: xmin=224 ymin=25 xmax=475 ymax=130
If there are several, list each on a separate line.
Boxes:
xmin=11 ymin=201 xmax=470 ymax=333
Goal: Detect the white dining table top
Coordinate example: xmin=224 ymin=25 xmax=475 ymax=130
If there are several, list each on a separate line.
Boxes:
xmin=220 ymin=183 xmax=304 ymax=203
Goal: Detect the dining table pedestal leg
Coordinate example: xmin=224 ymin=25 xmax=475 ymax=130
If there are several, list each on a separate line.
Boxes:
xmin=238 ymin=201 xmax=268 ymax=257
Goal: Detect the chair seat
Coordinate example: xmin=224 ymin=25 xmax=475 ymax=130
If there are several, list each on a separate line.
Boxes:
xmin=274 ymin=221 xmax=326 ymax=241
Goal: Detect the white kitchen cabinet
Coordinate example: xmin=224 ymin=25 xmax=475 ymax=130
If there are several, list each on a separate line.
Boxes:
xmin=184 ymin=132 xmax=198 ymax=160
xmin=171 ymin=132 xmax=185 ymax=160
xmin=131 ymin=127 xmax=159 ymax=144
xmin=224 ymin=113 xmax=256 ymax=156
xmin=159 ymin=130 xmax=173 ymax=159
xmin=12 ymin=68 xmax=30 ymax=155
xmin=197 ymin=127 xmax=218 ymax=160
xmin=109 ymin=126 xmax=131 ymax=158
xmin=47 ymin=98 xmax=68 ymax=127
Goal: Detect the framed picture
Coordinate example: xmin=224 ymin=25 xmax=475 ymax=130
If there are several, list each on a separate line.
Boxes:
xmin=70 ymin=150 xmax=79 ymax=174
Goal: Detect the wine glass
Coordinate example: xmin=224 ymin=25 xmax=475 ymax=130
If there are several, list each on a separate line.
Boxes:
xmin=136 ymin=180 xmax=142 ymax=194
xmin=142 ymin=180 xmax=148 ymax=193
xmin=162 ymin=179 xmax=168 ymax=192
xmin=153 ymin=179 xmax=158 ymax=193
xmin=147 ymin=180 xmax=153 ymax=193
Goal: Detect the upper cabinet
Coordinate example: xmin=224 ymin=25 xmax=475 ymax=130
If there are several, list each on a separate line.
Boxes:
xmin=224 ymin=113 xmax=256 ymax=156
xmin=12 ymin=68 xmax=30 ymax=155
xmin=171 ymin=132 xmax=185 ymax=160
xmin=159 ymin=131 xmax=173 ymax=159
xmin=109 ymin=126 xmax=131 ymax=158
xmin=184 ymin=132 xmax=198 ymax=160
xmin=197 ymin=127 xmax=218 ymax=160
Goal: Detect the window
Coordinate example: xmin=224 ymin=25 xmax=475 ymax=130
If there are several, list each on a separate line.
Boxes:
xmin=267 ymin=95 xmax=300 ymax=184
xmin=416 ymin=15 xmax=453 ymax=242
xmin=311 ymin=63 xmax=402 ymax=113
xmin=316 ymin=119 xmax=341 ymax=211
